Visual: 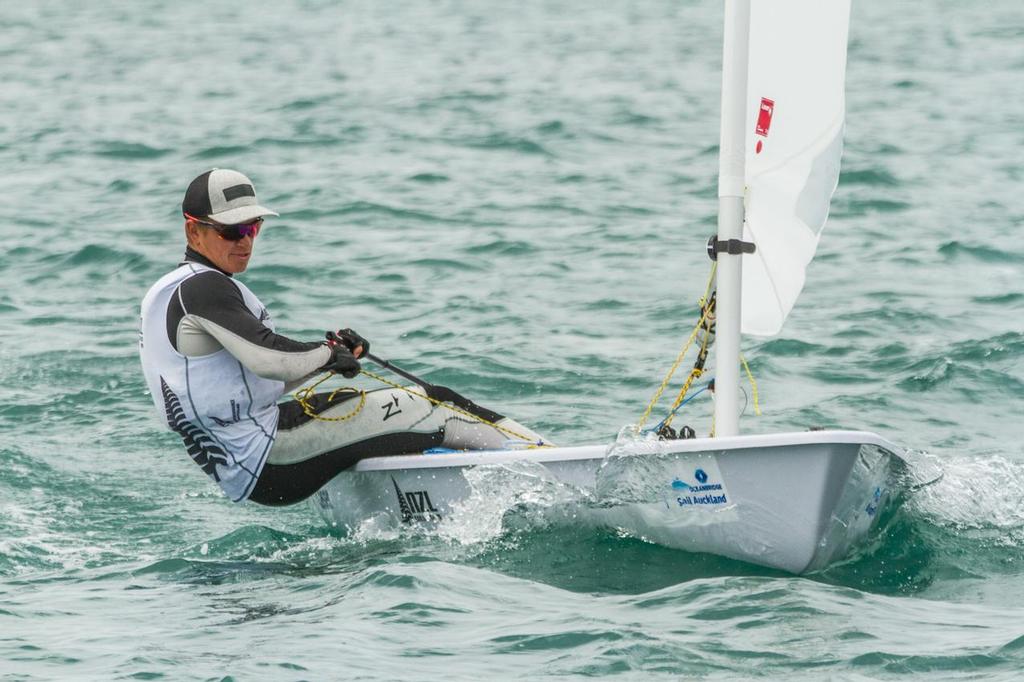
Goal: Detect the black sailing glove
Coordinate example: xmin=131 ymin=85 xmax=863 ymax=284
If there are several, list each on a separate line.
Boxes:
xmin=320 ymin=338 xmax=361 ymax=378
xmin=327 ymin=328 xmax=370 ymax=358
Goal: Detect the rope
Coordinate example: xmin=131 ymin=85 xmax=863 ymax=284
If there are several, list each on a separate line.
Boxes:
xmin=740 ymin=353 xmax=761 ymax=416
xmin=293 ymin=373 xmax=367 ymax=422
xmin=636 ymin=262 xmax=764 ymax=432
xmin=636 ymin=264 xmax=717 ymax=431
xmin=635 ymin=307 xmax=710 ymax=431
xmin=661 ymin=314 xmax=714 ymax=431
xmin=652 ymin=384 xmax=710 ymax=433
xmin=292 ymin=366 xmax=549 ymax=448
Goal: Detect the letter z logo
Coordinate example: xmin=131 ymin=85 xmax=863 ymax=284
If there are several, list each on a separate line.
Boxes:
xmin=382 ymin=394 xmax=402 ymax=421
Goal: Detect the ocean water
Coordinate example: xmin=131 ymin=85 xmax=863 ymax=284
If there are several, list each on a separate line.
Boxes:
xmin=2 ymin=1 xmax=1023 ymax=679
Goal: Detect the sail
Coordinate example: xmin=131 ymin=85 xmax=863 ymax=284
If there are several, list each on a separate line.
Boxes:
xmin=740 ymin=0 xmax=851 ymax=336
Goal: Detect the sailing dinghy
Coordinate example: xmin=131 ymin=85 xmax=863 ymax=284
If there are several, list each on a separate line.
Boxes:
xmin=312 ymin=0 xmax=907 ymax=574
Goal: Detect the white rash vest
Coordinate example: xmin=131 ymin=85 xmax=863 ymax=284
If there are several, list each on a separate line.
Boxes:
xmin=139 ymin=255 xmax=331 ymax=501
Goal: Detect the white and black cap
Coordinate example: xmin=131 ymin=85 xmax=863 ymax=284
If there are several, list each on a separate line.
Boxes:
xmin=182 ymin=168 xmax=279 ymax=225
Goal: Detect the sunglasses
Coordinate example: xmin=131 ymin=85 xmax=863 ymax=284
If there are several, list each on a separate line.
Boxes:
xmin=185 ymin=212 xmax=263 ymax=241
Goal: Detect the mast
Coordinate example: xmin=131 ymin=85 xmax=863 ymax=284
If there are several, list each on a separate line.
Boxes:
xmin=713 ymin=0 xmax=750 ymax=437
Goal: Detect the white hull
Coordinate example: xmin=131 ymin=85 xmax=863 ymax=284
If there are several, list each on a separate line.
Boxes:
xmin=312 ymin=430 xmax=905 ymax=574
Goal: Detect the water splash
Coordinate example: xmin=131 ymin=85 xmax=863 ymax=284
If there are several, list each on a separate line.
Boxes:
xmin=433 ymin=461 xmax=587 ymax=545
xmin=592 ymin=425 xmax=673 ymax=507
xmin=910 ymin=453 xmax=1024 ymax=541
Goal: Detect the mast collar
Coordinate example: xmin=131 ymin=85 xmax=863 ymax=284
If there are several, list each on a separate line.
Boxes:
xmin=707 ymin=236 xmax=756 ymax=261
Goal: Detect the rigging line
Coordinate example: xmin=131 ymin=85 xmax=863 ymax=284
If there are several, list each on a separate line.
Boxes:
xmin=663 ymin=299 xmax=715 ymax=431
xmin=740 ymin=353 xmax=761 ymax=416
xmin=636 ymin=304 xmax=712 ymax=431
xmin=293 ymin=373 xmax=367 ymax=422
xmin=636 ymin=264 xmax=718 ymax=431
xmin=650 ymin=384 xmax=710 ymax=432
xmin=702 ymin=260 xmax=718 ymax=304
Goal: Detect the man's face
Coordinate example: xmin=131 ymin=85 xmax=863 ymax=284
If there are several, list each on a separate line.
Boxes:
xmin=186 ymin=220 xmax=257 ymax=274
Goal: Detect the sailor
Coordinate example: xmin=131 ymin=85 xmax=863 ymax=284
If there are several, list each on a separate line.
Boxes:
xmin=139 ymin=169 xmax=546 ymax=506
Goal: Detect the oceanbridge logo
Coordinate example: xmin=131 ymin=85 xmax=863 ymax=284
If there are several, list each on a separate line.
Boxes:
xmin=671 ymin=467 xmax=728 ymax=507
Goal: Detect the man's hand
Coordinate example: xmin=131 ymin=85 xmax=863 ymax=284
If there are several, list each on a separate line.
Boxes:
xmin=320 ymin=343 xmax=361 ymax=378
xmin=326 ymin=328 xmax=370 ymax=359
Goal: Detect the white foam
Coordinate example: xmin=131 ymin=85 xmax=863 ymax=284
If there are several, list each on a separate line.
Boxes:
xmin=907 ymin=450 xmax=1024 ymax=532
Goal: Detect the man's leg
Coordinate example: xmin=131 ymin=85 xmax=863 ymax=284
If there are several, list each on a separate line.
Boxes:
xmin=250 ymin=386 xmax=444 ymax=505
xmin=425 ymin=384 xmax=547 ymax=450
xmin=249 ymin=385 xmax=548 ymax=506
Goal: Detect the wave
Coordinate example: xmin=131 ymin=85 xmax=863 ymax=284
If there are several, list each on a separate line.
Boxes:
xmin=91 ymin=141 xmax=171 ymax=160
xmin=896 ymin=333 xmax=1024 ymax=393
xmin=940 ymin=240 xmax=1024 ymax=263
xmin=458 ymin=133 xmax=552 ymax=157
xmin=839 ymin=167 xmax=900 ymax=186
xmin=818 ymin=450 xmax=1024 ymax=593
xmin=285 ymin=201 xmax=447 ymax=224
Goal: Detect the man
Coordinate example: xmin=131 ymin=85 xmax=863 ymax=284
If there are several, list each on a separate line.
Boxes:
xmin=139 ymin=169 xmax=546 ymax=506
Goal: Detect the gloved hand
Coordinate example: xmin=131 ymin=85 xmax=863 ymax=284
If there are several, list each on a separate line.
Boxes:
xmin=326 ymin=328 xmax=370 ymax=358
xmin=320 ymin=342 xmax=361 ymax=378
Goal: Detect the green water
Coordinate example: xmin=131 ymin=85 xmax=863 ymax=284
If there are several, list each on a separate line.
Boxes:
xmin=3 ymin=1 xmax=1024 ymax=679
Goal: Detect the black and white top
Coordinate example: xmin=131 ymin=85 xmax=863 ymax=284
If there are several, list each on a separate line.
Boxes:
xmin=139 ymin=250 xmax=331 ymax=501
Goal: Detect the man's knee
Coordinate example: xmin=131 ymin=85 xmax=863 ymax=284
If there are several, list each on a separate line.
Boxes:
xmin=424 ymin=384 xmax=504 ymax=423
xmin=424 ymin=384 xmax=461 ymax=405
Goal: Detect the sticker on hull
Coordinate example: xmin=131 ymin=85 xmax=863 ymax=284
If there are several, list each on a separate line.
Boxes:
xmin=391 ymin=476 xmax=441 ymax=523
xmin=664 ymin=456 xmax=733 ymax=514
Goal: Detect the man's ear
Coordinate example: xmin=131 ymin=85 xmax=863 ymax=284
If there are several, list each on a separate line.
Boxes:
xmin=184 ymin=220 xmax=200 ymax=248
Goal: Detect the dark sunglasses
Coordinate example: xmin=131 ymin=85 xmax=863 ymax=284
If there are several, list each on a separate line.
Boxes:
xmin=185 ymin=212 xmax=263 ymax=241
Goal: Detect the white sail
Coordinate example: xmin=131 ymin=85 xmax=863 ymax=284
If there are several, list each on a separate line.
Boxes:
xmin=740 ymin=0 xmax=851 ymax=336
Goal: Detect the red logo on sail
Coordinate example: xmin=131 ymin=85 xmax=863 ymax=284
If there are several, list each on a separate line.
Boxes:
xmin=755 ymin=97 xmax=774 ymax=154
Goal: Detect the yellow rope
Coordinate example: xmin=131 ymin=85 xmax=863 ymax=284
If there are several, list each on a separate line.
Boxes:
xmin=704 ymin=262 xmax=718 ymax=301
xmin=635 ymin=307 xmax=710 ymax=431
xmin=662 ymin=336 xmax=711 ymax=430
xmin=292 ymin=367 xmax=549 ymax=447
xmin=690 ymin=355 xmax=759 ymax=439
xmin=293 ymin=373 xmax=367 ymax=422
xmin=740 ymin=353 xmax=762 ymax=416
xmin=636 ymin=264 xmax=717 ymax=431
xmin=635 ymin=262 xmax=764 ymax=432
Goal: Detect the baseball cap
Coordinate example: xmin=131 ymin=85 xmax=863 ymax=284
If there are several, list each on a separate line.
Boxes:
xmin=182 ymin=169 xmax=279 ymax=225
